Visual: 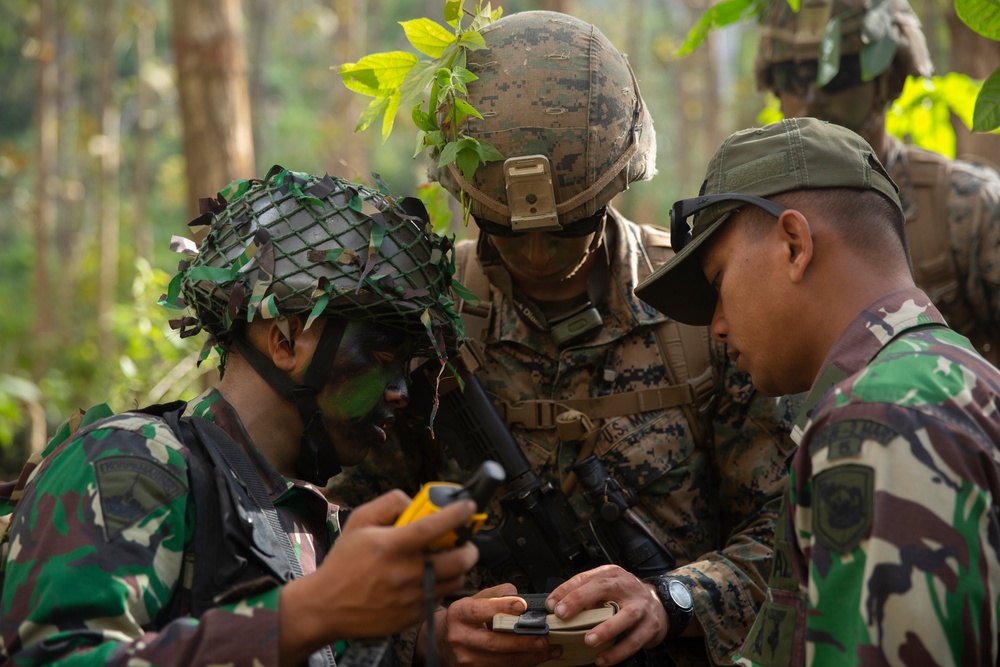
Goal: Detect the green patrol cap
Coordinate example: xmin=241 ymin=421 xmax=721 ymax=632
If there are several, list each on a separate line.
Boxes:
xmin=634 ymin=117 xmax=901 ymax=326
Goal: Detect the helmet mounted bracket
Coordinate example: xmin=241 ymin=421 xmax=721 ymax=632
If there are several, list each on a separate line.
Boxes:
xmin=504 ymin=155 xmax=562 ymax=233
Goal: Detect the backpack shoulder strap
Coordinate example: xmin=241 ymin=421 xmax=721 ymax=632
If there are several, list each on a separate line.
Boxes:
xmin=454 ymin=238 xmax=493 ymax=348
xmin=638 ymin=225 xmax=717 ymax=448
xmin=901 ymin=145 xmax=957 ymax=303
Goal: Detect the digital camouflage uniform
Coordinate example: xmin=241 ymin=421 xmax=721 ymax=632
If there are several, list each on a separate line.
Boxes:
xmin=735 ymin=288 xmax=1000 ymax=666
xmin=329 ymin=209 xmax=800 ymax=666
xmin=882 ymin=138 xmax=1000 ymax=366
xmin=0 ymin=388 xmax=337 ymax=666
xmin=756 ymin=0 xmax=1000 ymax=365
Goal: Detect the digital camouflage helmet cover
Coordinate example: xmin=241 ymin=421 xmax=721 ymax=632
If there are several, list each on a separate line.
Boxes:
xmin=433 ymin=10 xmax=657 ymax=233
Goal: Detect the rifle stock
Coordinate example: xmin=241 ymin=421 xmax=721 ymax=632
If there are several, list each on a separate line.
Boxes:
xmin=409 ymin=356 xmax=675 ymax=592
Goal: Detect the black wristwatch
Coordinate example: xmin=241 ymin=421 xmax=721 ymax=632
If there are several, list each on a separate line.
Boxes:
xmin=646 ymin=575 xmax=694 ymax=640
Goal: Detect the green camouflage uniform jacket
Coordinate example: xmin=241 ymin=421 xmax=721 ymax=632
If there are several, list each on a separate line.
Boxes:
xmin=328 ymin=211 xmax=799 ymax=666
xmin=736 ymin=287 xmax=1000 ymax=666
xmin=0 ymin=388 xmax=340 ymax=666
xmin=884 ymin=138 xmax=1000 ymax=365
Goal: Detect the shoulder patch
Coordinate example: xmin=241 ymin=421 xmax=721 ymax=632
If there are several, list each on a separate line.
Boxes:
xmin=813 ymin=464 xmax=874 ymax=555
xmin=93 ymin=456 xmax=185 ymax=541
xmin=809 ymin=418 xmax=898 ymax=459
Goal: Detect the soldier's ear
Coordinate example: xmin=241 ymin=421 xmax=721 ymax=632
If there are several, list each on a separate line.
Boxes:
xmin=777 ymin=209 xmax=813 ymax=284
xmin=268 ymin=315 xmax=312 ymax=373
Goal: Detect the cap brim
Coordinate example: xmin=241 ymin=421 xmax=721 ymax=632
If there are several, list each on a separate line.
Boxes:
xmin=634 ymin=214 xmax=732 ymax=326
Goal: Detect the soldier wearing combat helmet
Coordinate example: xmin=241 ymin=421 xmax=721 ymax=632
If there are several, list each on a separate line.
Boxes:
xmin=756 ymin=0 xmax=1000 ymax=364
xmin=329 ymin=11 xmax=799 ymax=667
xmin=0 ymin=166 xmax=480 ymax=666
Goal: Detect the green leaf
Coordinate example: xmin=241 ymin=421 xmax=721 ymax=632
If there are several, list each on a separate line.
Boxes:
xmin=438 ymin=140 xmax=460 ymax=167
xmin=860 ymin=31 xmax=898 ymax=81
xmin=412 ymin=104 xmax=435 ymax=132
xmin=381 ymin=90 xmax=402 ymax=143
xmin=452 ymin=66 xmax=479 ymax=86
xmin=474 ymin=140 xmax=505 ymax=163
xmin=973 ymin=68 xmax=1000 ymax=133
xmin=340 ymin=51 xmax=420 ymax=96
xmin=355 ymin=96 xmax=390 ymax=133
xmin=400 ymin=60 xmax=439 ymax=105
xmin=459 ymin=30 xmax=488 ymax=51
xmin=400 ymin=18 xmax=456 ymax=59
xmin=444 ymin=0 xmax=464 ymax=29
xmin=456 ymin=144 xmax=481 ymax=181
xmin=675 ymin=0 xmax=754 ymax=57
xmin=816 ymin=18 xmax=842 ymax=88
xmin=956 ymin=0 xmax=1000 ymax=40
xmin=453 ymin=97 xmax=483 ymax=121
xmin=416 ymin=182 xmax=453 ymax=233
xmin=414 ymin=129 xmax=430 ymax=158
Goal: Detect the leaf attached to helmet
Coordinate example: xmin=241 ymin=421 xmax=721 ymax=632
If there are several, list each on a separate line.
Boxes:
xmin=335 ymin=0 xmax=507 ymax=224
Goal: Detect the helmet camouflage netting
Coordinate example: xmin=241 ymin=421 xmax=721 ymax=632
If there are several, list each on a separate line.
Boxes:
xmin=162 ymin=165 xmax=464 ymax=366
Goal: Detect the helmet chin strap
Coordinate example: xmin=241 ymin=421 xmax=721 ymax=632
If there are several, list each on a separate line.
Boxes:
xmin=234 ymin=318 xmax=348 ymax=485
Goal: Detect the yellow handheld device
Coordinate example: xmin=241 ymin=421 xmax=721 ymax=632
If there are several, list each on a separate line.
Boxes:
xmin=395 ymin=460 xmax=506 ymax=551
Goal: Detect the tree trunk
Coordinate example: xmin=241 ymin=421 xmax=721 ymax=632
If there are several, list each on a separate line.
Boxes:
xmin=131 ymin=3 xmax=156 ymax=264
xmin=33 ymin=0 xmax=58 ymax=379
xmin=96 ymin=0 xmax=121 ymax=362
xmin=171 ymin=0 xmax=255 ymax=220
xmin=329 ymin=0 xmax=370 ymax=181
xmin=946 ymin=6 xmax=1000 ymax=169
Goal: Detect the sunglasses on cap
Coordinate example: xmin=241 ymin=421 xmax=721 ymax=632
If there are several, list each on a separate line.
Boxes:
xmin=474 ymin=207 xmax=607 ymax=239
xmin=770 ymin=55 xmax=865 ymax=97
xmin=670 ymin=193 xmax=788 ymax=252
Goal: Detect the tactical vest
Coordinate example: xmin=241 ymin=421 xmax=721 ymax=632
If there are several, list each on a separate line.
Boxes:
xmin=0 ymin=403 xmax=333 ymax=666
xmin=902 ymin=146 xmax=998 ymax=365
xmin=453 ymin=223 xmax=718 ymax=449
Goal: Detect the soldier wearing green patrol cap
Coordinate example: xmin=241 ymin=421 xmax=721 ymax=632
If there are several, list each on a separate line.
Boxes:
xmin=755 ymin=0 xmax=1000 ymax=366
xmin=639 ymin=117 xmax=1000 ymax=665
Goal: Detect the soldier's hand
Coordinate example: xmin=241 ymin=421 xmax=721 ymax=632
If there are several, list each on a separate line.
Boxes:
xmin=546 ymin=564 xmax=668 ymax=666
xmin=430 ymin=584 xmax=559 ymax=667
xmin=279 ymin=490 xmax=479 ymax=665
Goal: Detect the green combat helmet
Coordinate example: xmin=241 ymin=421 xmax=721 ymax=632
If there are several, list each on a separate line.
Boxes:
xmin=756 ymin=0 xmax=933 ymax=105
xmin=433 ymin=10 xmax=657 ymax=234
xmin=162 ymin=165 xmax=463 ymax=483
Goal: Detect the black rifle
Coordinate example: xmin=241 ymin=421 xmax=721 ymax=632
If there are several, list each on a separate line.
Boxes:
xmin=408 ymin=357 xmax=675 ymax=593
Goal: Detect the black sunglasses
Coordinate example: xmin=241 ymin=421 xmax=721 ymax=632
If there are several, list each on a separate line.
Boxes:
xmin=475 ymin=207 xmax=607 ymax=239
xmin=670 ymin=193 xmax=788 ymax=252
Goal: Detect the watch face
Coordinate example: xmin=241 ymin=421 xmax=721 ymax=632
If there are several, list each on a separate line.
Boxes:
xmin=668 ymin=579 xmax=693 ymax=610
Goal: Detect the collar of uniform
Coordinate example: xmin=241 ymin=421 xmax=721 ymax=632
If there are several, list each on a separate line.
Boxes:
xmin=490 ymin=209 xmax=668 ymax=349
xmin=790 ymin=286 xmax=946 ymax=441
xmin=184 ymin=387 xmax=294 ymax=498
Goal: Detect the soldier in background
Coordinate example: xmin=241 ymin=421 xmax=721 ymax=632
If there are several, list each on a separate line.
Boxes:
xmin=329 ymin=11 xmax=798 ymax=667
xmin=756 ymin=0 xmax=1000 ymax=364
xmin=636 ymin=116 xmax=1000 ymax=666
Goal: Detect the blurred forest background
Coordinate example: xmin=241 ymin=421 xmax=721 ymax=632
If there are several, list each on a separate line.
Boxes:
xmin=0 ymin=0 xmax=998 ymax=476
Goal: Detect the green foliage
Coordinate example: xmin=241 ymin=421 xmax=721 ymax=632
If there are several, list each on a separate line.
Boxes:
xmin=416 ymin=181 xmax=454 ymax=234
xmin=337 ymin=0 xmax=505 ymax=222
xmin=973 ymin=68 xmax=1000 ymax=133
xmin=675 ymin=0 xmax=765 ymax=57
xmin=887 ymin=74 xmax=994 ymax=157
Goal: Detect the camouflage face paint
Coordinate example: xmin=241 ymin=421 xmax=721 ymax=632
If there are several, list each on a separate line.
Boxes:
xmin=315 ymin=321 xmax=412 ymax=465
xmin=778 ymin=79 xmax=876 ymax=134
xmin=490 ymin=231 xmax=596 ymax=289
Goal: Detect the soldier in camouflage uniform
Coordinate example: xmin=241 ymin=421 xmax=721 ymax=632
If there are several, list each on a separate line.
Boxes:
xmin=756 ymin=0 xmax=1000 ymax=365
xmin=636 ymin=116 xmax=1000 ymax=666
xmin=327 ymin=11 xmax=799 ymax=667
xmin=0 ymin=166 xmax=488 ymax=666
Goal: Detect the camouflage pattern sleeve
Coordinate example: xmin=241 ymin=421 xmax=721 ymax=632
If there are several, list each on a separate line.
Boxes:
xmin=0 ymin=413 xmax=282 ymax=666
xmin=666 ymin=346 xmax=800 ymax=665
